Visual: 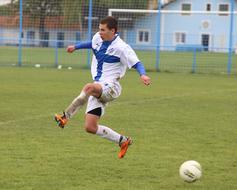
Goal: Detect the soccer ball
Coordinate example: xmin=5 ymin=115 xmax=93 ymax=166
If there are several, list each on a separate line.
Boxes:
xmin=35 ymin=64 xmax=41 ymax=68
xmin=179 ymin=160 xmax=202 ymax=182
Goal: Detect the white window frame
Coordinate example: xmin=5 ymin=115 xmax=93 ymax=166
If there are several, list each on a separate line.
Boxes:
xmin=181 ymin=3 xmax=192 ymax=15
xmin=174 ymin=31 xmax=187 ymax=45
xmin=218 ymin=3 xmax=229 ymax=16
xmin=136 ymin=29 xmax=151 ymax=44
xmin=206 ymin=3 xmax=212 ymax=11
xmin=200 ymin=32 xmax=212 ymax=49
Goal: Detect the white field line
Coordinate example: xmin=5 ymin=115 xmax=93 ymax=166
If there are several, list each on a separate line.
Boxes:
xmin=0 ymin=88 xmax=236 ymax=126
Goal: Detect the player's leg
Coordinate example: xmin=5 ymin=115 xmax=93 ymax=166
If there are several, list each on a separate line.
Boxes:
xmin=65 ymin=83 xmax=102 ymax=118
xmin=85 ymin=82 xmax=132 ymax=158
xmin=85 ymin=107 xmax=132 ymax=158
xmin=85 ymin=109 xmax=122 ymax=142
xmin=55 ymin=83 xmax=102 ymax=128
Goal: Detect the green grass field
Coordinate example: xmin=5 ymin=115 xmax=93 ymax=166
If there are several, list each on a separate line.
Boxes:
xmin=0 ymin=67 xmax=237 ymax=190
xmin=1 ymin=46 xmax=237 ymax=74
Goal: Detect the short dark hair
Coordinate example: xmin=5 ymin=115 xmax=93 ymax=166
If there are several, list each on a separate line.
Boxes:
xmin=100 ymin=16 xmax=118 ymax=33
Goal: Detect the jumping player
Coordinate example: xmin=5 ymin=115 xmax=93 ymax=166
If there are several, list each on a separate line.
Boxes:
xmin=55 ymin=16 xmax=151 ymax=159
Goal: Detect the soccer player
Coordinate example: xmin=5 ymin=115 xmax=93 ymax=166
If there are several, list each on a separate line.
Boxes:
xmin=55 ymin=16 xmax=151 ymax=159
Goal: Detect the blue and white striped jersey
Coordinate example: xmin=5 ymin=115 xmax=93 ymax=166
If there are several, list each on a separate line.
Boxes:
xmin=91 ymin=32 xmax=140 ymax=82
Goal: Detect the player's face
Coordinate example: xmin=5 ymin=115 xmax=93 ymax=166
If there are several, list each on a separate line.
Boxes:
xmin=99 ymin=24 xmax=115 ymax=41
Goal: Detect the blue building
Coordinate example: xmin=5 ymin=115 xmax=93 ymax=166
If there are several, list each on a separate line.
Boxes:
xmin=122 ymin=0 xmax=237 ymax=52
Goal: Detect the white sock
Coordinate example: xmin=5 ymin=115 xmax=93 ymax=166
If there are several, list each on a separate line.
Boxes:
xmin=96 ymin=125 xmax=124 ymax=144
xmin=65 ymin=91 xmax=88 ymax=119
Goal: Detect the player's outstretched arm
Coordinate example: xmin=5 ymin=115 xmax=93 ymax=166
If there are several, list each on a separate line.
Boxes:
xmin=132 ymin=62 xmax=151 ymax=86
xmin=140 ymin=75 xmax=151 ymax=86
xmin=67 ymin=41 xmax=92 ymax=53
xmin=67 ymin=45 xmax=76 ymax=53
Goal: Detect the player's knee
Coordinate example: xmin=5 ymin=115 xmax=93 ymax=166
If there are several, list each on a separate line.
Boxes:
xmin=83 ymin=83 xmax=102 ymax=98
xmin=83 ymin=83 xmax=94 ymax=94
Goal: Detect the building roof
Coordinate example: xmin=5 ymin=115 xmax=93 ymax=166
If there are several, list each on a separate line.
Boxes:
xmin=161 ymin=0 xmax=176 ymax=7
xmin=0 ymin=15 xmax=81 ymax=29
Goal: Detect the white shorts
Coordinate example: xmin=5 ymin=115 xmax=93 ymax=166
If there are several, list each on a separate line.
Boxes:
xmin=86 ymin=81 xmax=121 ymax=116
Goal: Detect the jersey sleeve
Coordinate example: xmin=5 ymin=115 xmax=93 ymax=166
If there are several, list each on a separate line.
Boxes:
xmin=74 ymin=41 xmax=92 ymax=49
xmin=91 ymin=32 xmax=101 ymax=49
xmin=120 ymin=45 xmax=140 ymax=69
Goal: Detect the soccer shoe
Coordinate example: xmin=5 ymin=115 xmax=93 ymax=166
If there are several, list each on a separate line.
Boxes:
xmin=118 ymin=137 xmax=132 ymax=159
xmin=54 ymin=112 xmax=68 ymax=128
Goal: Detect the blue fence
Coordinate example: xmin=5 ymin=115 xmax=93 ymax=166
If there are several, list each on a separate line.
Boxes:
xmin=0 ymin=0 xmax=236 ymax=74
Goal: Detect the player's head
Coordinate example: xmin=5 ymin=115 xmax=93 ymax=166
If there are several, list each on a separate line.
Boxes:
xmin=99 ymin=16 xmax=118 ymax=41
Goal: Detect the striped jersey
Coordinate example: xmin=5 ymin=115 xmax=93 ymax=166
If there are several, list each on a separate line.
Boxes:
xmin=91 ymin=32 xmax=140 ymax=82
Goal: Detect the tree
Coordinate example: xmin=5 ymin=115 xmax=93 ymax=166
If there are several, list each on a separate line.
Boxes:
xmin=98 ymin=0 xmax=148 ymax=9
xmin=62 ymin=0 xmax=84 ymax=31
xmin=63 ymin=0 xmax=148 ymax=31
xmin=0 ymin=0 xmax=18 ymax=16
xmin=23 ymin=0 xmax=63 ymax=46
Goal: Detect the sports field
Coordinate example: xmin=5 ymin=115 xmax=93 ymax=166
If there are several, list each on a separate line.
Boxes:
xmin=1 ymin=46 xmax=237 ymax=74
xmin=0 ymin=67 xmax=237 ymax=189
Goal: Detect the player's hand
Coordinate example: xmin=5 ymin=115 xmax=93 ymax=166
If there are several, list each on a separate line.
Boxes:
xmin=67 ymin=45 xmax=75 ymax=53
xmin=140 ymin=75 xmax=151 ymax=86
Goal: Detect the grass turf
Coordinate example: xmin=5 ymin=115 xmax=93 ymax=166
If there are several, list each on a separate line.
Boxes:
xmin=0 ymin=67 xmax=237 ymax=189
xmin=0 ymin=46 xmax=237 ymax=74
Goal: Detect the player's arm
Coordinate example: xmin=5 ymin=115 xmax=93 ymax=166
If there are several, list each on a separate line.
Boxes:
xmin=132 ymin=62 xmax=151 ymax=86
xmin=121 ymin=45 xmax=151 ymax=85
xmin=67 ymin=41 xmax=92 ymax=53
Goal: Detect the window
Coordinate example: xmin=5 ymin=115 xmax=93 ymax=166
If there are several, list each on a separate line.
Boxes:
xmin=41 ymin=32 xmax=49 ymax=47
xmin=181 ymin=3 xmax=191 ymax=15
xmin=57 ymin=32 xmax=64 ymax=48
xmin=137 ymin=30 xmax=150 ymax=43
xmin=27 ymin=31 xmax=35 ymax=46
xmin=27 ymin=31 xmax=35 ymax=39
xmin=206 ymin=4 xmax=211 ymax=11
xmin=175 ymin=32 xmax=186 ymax=44
xmin=76 ymin=32 xmax=80 ymax=41
xmin=219 ymin=4 xmax=229 ymax=16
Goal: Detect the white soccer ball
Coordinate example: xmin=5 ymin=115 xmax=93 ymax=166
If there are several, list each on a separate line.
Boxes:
xmin=35 ymin=64 xmax=41 ymax=68
xmin=179 ymin=160 xmax=202 ymax=182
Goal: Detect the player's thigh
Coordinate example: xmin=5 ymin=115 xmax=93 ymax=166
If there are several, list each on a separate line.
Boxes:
xmin=99 ymin=82 xmax=121 ymax=103
xmin=86 ymin=96 xmax=106 ymax=117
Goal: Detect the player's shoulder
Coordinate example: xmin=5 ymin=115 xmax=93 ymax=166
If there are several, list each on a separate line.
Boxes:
xmin=115 ymin=35 xmax=126 ymax=45
xmin=93 ymin=32 xmax=100 ymax=38
xmin=114 ymin=35 xmax=130 ymax=51
xmin=92 ymin=32 xmax=102 ymax=43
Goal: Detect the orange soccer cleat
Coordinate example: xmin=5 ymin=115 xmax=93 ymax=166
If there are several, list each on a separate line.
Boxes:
xmin=118 ymin=137 xmax=132 ymax=159
xmin=54 ymin=112 xmax=68 ymax=128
